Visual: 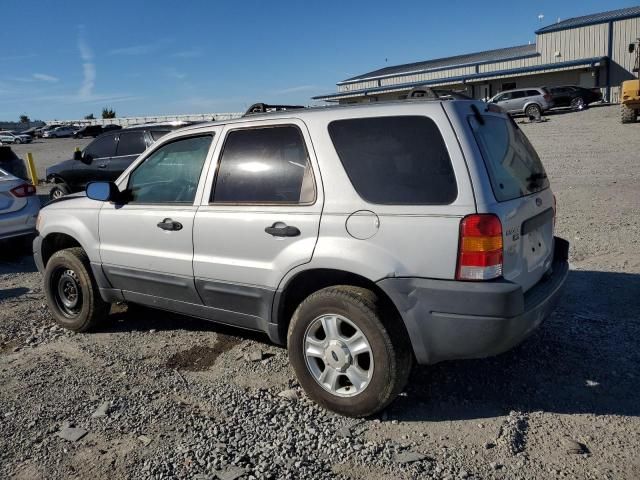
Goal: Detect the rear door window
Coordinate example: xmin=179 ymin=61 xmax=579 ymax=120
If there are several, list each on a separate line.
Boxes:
xmin=150 ymin=130 xmax=171 ymax=141
xmin=469 ymin=115 xmax=549 ymax=202
xmin=116 ymin=132 xmax=147 ymax=156
xmin=511 ymin=91 xmax=525 ymax=99
xmin=211 ymin=126 xmax=315 ymax=204
xmin=328 ymin=116 xmax=457 ymax=205
xmin=525 ymin=90 xmax=541 ymax=97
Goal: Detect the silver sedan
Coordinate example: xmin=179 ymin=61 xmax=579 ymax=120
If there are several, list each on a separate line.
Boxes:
xmin=0 ymin=168 xmax=40 ymax=242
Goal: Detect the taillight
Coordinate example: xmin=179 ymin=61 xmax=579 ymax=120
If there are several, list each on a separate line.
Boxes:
xmin=456 ymin=214 xmax=503 ymax=281
xmin=544 ymin=94 xmax=552 ymax=102
xmin=10 ymin=183 xmax=36 ymax=197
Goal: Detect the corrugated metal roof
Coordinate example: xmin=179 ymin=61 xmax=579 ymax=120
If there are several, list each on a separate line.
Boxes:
xmin=340 ymin=44 xmax=538 ymax=84
xmin=314 ymin=57 xmax=604 ymax=101
xmin=535 ymin=5 xmax=640 ymax=34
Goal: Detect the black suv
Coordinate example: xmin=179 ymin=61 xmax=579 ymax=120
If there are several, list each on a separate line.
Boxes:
xmin=548 ymin=85 xmax=603 ymax=110
xmin=46 ymin=124 xmax=186 ymax=199
xmin=73 ymin=124 xmax=122 ymax=139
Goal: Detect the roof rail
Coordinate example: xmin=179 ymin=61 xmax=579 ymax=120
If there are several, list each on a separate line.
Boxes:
xmin=243 ymin=103 xmax=306 ymax=116
xmin=407 ymin=87 xmax=472 ymax=100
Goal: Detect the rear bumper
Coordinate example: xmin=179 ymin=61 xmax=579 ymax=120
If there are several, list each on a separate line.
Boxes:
xmin=377 ymin=237 xmax=569 ymax=364
xmin=0 ymin=198 xmax=39 ymax=241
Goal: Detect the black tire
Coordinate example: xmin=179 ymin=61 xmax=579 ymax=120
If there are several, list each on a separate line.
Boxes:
xmin=621 ymin=104 xmax=636 ymax=123
xmin=14 ymin=138 xmax=21 ymax=144
xmin=287 ymin=285 xmax=412 ymax=417
xmin=43 ymin=247 xmax=110 ymax=332
xmin=525 ymin=103 xmax=541 ymax=117
xmin=49 ymin=183 xmax=70 ymax=200
xmin=570 ymin=97 xmax=587 ymax=111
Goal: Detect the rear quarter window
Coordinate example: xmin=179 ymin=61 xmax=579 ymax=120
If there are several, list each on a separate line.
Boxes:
xmin=328 ymin=116 xmax=457 ymax=205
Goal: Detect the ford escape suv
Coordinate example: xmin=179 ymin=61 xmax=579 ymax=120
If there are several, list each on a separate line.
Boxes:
xmin=33 ymin=100 xmax=569 ymax=417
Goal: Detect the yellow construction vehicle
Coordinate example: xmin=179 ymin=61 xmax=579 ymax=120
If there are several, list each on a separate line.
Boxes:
xmin=621 ymin=39 xmax=640 ymax=123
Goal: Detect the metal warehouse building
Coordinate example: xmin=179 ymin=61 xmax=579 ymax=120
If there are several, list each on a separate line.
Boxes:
xmin=313 ymin=6 xmax=640 ymax=104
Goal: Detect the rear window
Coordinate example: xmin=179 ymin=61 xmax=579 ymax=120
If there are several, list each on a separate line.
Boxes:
xmin=525 ymin=90 xmax=541 ymax=97
xmin=469 ymin=115 xmax=549 ymax=202
xmin=328 ymin=116 xmax=457 ymax=205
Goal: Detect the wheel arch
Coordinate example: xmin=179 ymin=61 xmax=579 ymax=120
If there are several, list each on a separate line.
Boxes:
xmin=271 ymin=268 xmax=411 ymax=352
xmin=40 ymin=232 xmax=84 ymax=268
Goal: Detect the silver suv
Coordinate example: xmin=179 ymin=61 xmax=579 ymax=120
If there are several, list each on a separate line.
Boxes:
xmin=489 ymin=87 xmax=554 ymax=117
xmin=33 ymin=100 xmax=569 ymax=417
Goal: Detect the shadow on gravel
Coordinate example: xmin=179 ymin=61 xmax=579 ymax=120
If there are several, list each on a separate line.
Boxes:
xmin=392 ymin=269 xmax=640 ymax=421
xmin=0 ymin=287 xmax=30 ymax=300
xmin=0 ymin=249 xmax=37 ymax=274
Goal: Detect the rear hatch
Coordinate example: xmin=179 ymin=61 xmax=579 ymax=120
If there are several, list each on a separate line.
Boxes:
xmin=0 ymin=170 xmax=28 ymax=215
xmin=469 ymin=112 xmax=554 ymax=292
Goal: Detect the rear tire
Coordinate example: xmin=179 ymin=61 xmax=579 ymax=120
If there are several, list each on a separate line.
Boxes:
xmin=621 ymin=104 xmax=636 ymax=123
xmin=43 ymin=247 xmax=110 ymax=332
xmin=525 ymin=103 xmax=541 ymax=117
xmin=14 ymin=139 xmax=21 ymax=144
xmin=287 ymin=285 xmax=412 ymax=417
xmin=49 ymin=183 xmax=70 ymax=200
xmin=570 ymin=97 xmax=587 ymax=111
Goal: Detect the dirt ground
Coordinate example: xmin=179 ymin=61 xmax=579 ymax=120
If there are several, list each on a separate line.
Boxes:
xmin=1 ymin=105 xmax=639 ymax=479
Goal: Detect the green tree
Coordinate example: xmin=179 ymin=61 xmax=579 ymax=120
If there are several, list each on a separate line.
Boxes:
xmin=84 ymin=113 xmax=95 ymax=120
xmin=19 ymin=115 xmax=30 ymax=123
xmin=101 ymin=108 xmax=116 ymax=119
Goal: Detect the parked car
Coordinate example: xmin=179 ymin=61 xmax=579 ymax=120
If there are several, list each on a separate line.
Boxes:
xmin=45 ymin=124 xmax=185 ymax=199
xmin=0 ymin=167 xmax=39 ymax=243
xmin=548 ymin=85 xmax=603 ymax=110
xmin=0 ymin=131 xmax=33 ymax=144
xmin=34 ymin=100 xmax=569 ymax=417
xmin=489 ymin=87 xmax=554 ymax=117
xmin=43 ymin=126 xmax=76 ymax=138
xmin=20 ymin=126 xmax=42 ymax=138
xmin=73 ymin=125 xmax=105 ymax=138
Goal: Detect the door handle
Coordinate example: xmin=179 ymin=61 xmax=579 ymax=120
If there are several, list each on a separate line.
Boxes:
xmin=157 ymin=218 xmax=183 ymax=231
xmin=98 ymin=164 xmax=107 ymax=168
xmin=265 ymin=223 xmax=300 ymax=237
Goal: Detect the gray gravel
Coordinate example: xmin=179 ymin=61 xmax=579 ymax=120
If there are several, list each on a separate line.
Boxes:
xmin=1 ymin=105 xmax=640 ymax=479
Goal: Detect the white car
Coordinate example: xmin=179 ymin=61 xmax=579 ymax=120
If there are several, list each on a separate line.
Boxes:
xmin=0 ymin=168 xmax=39 ymax=242
xmin=0 ymin=131 xmax=32 ymax=144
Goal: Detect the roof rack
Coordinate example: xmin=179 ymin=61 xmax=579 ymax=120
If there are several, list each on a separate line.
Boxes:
xmin=243 ymin=103 xmax=306 ymax=116
xmin=407 ymin=87 xmax=471 ymax=100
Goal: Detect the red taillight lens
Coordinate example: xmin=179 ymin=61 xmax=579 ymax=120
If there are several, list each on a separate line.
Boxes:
xmin=10 ymin=183 xmax=36 ymax=198
xmin=456 ymin=214 xmax=503 ymax=281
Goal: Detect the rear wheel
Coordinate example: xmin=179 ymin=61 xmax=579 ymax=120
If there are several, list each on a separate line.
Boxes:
xmin=287 ymin=286 xmax=412 ymax=417
xmin=43 ymin=247 xmax=110 ymax=332
xmin=570 ymin=97 xmax=587 ymax=111
xmin=49 ymin=183 xmax=70 ymax=200
xmin=14 ymin=138 xmax=22 ymax=144
xmin=621 ymin=103 xmax=637 ymax=123
xmin=525 ymin=103 xmax=541 ymax=118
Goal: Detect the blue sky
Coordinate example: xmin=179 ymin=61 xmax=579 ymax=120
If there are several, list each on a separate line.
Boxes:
xmin=0 ymin=0 xmax=636 ymax=120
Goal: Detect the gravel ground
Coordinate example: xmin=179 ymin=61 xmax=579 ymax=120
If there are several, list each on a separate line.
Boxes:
xmin=10 ymin=137 xmax=92 ymax=180
xmin=1 ymin=105 xmax=639 ymax=479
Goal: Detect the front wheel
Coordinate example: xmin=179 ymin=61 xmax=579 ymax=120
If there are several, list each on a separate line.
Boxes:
xmin=14 ymin=138 xmax=21 ymax=144
xmin=621 ymin=103 xmax=637 ymax=123
xmin=49 ymin=183 xmax=70 ymax=200
xmin=288 ymin=286 xmax=412 ymax=417
xmin=43 ymin=247 xmax=110 ymax=332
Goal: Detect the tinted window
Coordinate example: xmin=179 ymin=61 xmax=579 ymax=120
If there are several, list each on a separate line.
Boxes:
xmin=150 ymin=130 xmax=171 ymax=141
xmin=212 ymin=126 xmax=315 ymax=204
xmin=525 ymin=90 xmax=541 ymax=97
xmin=85 ymin=135 xmax=117 ymax=159
xmin=328 ymin=116 xmax=457 ymax=205
xmin=116 ymin=132 xmax=147 ymax=156
xmin=128 ymin=135 xmax=212 ymax=204
xmin=469 ymin=115 xmax=549 ymax=202
xmin=511 ymin=91 xmax=526 ymax=99
xmin=495 ymin=93 xmax=510 ymax=102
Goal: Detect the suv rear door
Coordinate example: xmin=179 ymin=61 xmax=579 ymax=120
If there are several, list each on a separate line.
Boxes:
xmin=468 ymin=111 xmax=554 ymax=292
xmin=192 ymin=119 xmax=322 ymax=329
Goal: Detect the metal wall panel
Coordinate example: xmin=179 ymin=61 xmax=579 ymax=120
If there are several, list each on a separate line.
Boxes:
xmin=537 ymin=24 xmax=609 ymax=63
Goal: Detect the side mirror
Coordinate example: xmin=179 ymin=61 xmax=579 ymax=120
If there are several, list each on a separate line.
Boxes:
xmin=630 ymin=43 xmax=636 ymax=54
xmin=73 ymin=150 xmax=83 ymax=161
xmin=86 ymin=182 xmax=119 ymax=202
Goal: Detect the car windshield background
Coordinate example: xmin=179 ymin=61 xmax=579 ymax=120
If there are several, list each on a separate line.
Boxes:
xmin=116 ymin=132 xmax=147 ymax=156
xmin=328 ymin=116 xmax=457 ymax=205
xmin=128 ymin=134 xmax=212 ymax=204
xmin=211 ymin=126 xmax=315 ymax=204
xmin=469 ymin=115 xmax=549 ymax=202
xmin=85 ymin=135 xmax=117 ymax=159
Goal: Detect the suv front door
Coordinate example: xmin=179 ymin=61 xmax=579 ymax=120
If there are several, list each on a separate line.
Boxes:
xmin=72 ymin=133 xmax=118 ymax=189
xmin=192 ymin=120 xmax=323 ymax=330
xmin=99 ymin=132 xmax=218 ymax=305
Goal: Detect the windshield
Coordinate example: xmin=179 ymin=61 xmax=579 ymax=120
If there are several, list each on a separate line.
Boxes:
xmin=469 ymin=114 xmax=549 ymax=202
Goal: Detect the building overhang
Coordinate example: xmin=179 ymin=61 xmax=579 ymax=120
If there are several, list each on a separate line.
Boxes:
xmin=313 ymin=57 xmax=606 ymax=102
